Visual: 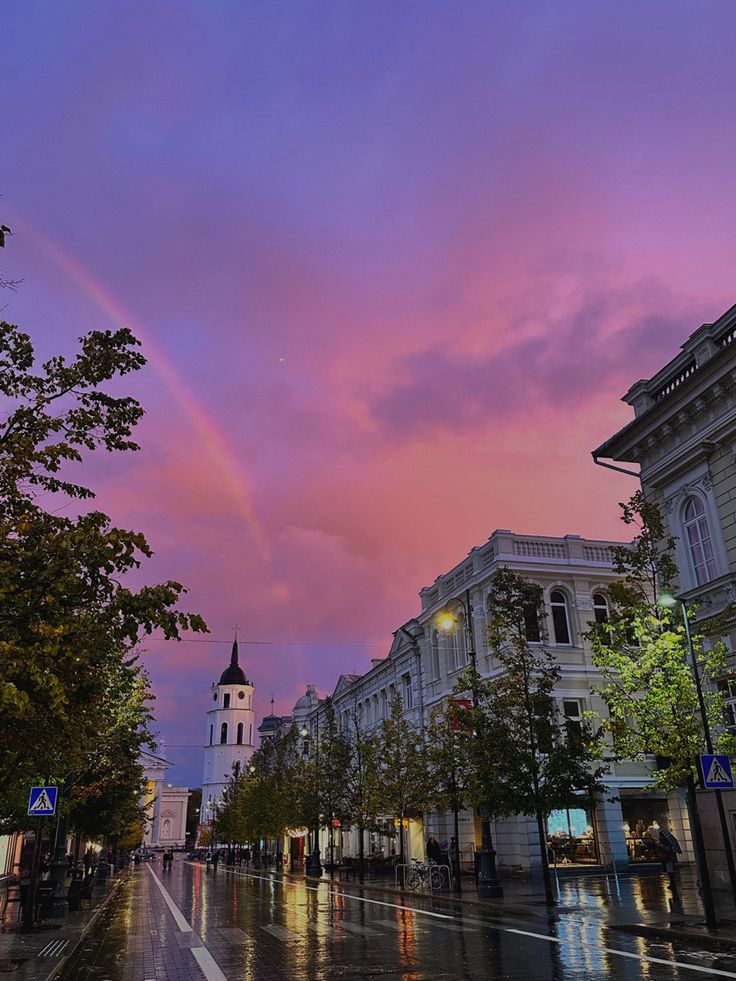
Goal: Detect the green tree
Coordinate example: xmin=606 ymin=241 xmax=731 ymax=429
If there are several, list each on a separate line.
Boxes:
xmin=375 ymin=694 xmax=430 ymax=865
xmin=0 ymin=320 xmax=207 ymax=829
xmin=424 ymin=704 xmax=476 ymax=888
xmin=589 ymin=492 xmax=735 ymax=789
xmin=342 ymin=703 xmax=382 ymax=880
xmin=459 ymin=568 xmax=604 ymax=905
xmin=314 ymin=699 xmax=351 ymax=869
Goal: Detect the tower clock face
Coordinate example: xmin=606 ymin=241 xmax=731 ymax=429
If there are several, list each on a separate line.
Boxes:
xmin=238 ymin=691 xmax=245 ymax=699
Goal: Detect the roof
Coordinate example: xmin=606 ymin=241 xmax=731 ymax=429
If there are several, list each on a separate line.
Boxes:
xmin=219 ymin=638 xmax=249 ymax=686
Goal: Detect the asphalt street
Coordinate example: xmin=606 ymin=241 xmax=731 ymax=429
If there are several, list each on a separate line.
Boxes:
xmin=57 ymin=859 xmax=736 ymax=981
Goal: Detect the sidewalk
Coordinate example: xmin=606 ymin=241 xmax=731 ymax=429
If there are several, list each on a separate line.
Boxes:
xmin=246 ymin=861 xmax=736 ymax=952
xmin=0 ymin=872 xmax=124 ymax=980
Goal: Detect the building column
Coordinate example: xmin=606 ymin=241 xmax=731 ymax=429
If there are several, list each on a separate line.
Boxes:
xmin=594 ymin=796 xmax=629 ymax=871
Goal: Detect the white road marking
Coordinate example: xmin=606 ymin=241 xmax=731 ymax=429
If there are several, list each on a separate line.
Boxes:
xmin=263 ymin=924 xmax=299 ymax=942
xmin=207 ymin=864 xmax=736 ymax=979
xmin=147 ymin=866 xmax=192 ymax=932
xmin=148 ymin=864 xmax=229 ymax=981
xmin=192 ymin=945 xmax=229 ymax=981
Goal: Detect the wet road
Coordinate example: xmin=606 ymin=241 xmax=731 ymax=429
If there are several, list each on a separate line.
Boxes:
xmin=58 ymin=860 xmax=736 ymax=980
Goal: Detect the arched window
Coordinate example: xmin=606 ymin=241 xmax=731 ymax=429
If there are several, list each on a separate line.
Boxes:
xmin=592 ymin=593 xmax=609 ymax=625
xmin=249 ymin=723 xmax=252 ymax=744
xmin=220 ymin=722 xmax=228 ymax=744
xmin=209 ymin=724 xmax=213 ymax=746
xmin=431 ymin=630 xmax=441 ymax=679
xmin=457 ymin=613 xmax=468 ymax=663
xmin=237 ymin=722 xmax=243 ymax=745
xmin=684 ymin=496 xmax=717 ymax=585
xmin=550 ymin=590 xmax=571 ymax=645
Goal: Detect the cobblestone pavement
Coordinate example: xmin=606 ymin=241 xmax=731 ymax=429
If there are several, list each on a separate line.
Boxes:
xmin=56 ymin=858 xmax=736 ymax=980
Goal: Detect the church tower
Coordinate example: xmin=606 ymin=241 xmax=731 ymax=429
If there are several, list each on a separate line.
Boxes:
xmin=201 ymin=636 xmax=255 ymax=824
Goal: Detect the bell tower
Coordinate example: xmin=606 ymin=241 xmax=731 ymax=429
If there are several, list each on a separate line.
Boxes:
xmin=201 ymin=635 xmax=255 ymax=824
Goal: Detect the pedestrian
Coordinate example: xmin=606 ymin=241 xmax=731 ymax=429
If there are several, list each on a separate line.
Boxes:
xmin=212 ymin=848 xmax=220 ymax=871
xmin=83 ymin=847 xmax=95 ymax=876
xmin=426 ymin=836 xmax=442 ymax=865
xmin=657 ymin=826 xmax=682 ymax=898
xmin=244 ymin=847 xmax=251 ymax=868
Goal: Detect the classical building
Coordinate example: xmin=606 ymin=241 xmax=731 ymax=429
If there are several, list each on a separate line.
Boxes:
xmin=593 ymin=300 xmax=736 ymax=883
xmin=201 ymin=637 xmax=256 ymax=823
xmin=293 ymin=529 xmax=690 ymax=876
xmin=140 ymin=749 xmax=189 ymax=849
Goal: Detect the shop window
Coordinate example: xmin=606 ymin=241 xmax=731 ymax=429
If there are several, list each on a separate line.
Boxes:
xmin=683 ymin=495 xmax=717 ymax=585
xmin=546 ymin=806 xmax=598 ymax=865
xmin=550 ymin=590 xmax=571 ymax=645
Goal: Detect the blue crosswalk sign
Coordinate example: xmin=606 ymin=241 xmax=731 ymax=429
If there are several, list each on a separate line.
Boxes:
xmin=700 ymin=755 xmax=735 ymax=790
xmin=28 ymin=786 xmax=58 ymax=816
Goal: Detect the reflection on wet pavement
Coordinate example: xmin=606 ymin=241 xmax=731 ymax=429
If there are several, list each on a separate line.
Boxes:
xmin=57 ymin=858 xmax=736 ymax=980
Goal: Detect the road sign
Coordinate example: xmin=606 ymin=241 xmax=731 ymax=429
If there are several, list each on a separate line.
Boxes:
xmin=700 ymin=754 xmax=735 ymax=790
xmin=28 ymin=786 xmax=58 ymax=816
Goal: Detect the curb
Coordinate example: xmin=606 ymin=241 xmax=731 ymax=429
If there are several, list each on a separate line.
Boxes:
xmin=611 ymin=922 xmax=736 ymax=952
xmin=45 ymin=871 xmax=127 ymax=981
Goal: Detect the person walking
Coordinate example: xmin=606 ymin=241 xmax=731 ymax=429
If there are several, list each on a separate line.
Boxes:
xmin=426 ymin=836 xmax=442 ymax=864
xmin=212 ymin=848 xmax=220 ymax=871
xmin=657 ymin=826 xmax=682 ymax=902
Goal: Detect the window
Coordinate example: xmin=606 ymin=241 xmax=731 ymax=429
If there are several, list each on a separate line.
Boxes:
xmin=592 ymin=594 xmax=609 ymax=625
xmin=223 ymin=693 xmax=231 ymax=708
xmin=684 ymin=496 xmax=717 ymax=585
xmin=562 ymin=699 xmax=583 ymax=729
xmin=446 ymin=628 xmax=459 ymax=672
xmin=249 ymin=723 xmax=252 ymax=744
xmin=718 ymin=678 xmax=736 ymax=730
xmin=457 ymin=613 xmax=468 ymax=664
xmin=237 ymin=722 xmax=243 ymax=745
xmin=380 ymin=689 xmax=388 ymax=719
xmin=220 ymin=722 xmax=228 ymax=744
xmin=403 ymin=673 xmax=413 ymax=709
xmin=431 ymin=631 xmax=441 ymax=679
xmin=524 ymin=601 xmax=541 ymax=643
xmin=209 ymin=724 xmax=213 ymax=746
xmin=550 ymin=590 xmax=571 ymax=645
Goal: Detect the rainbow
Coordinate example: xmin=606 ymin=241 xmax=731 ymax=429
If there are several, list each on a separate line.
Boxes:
xmin=11 ymin=214 xmax=268 ymax=557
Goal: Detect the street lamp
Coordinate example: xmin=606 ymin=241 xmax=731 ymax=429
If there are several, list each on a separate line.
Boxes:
xmin=659 ymin=593 xmax=736 ymax=919
xmin=438 ymin=588 xmax=504 ymax=899
xmin=301 ymin=720 xmax=322 ymax=878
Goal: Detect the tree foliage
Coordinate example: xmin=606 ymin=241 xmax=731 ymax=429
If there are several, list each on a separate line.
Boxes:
xmin=0 ymin=315 xmax=207 ymax=832
xmin=590 ymin=491 xmax=735 ymax=790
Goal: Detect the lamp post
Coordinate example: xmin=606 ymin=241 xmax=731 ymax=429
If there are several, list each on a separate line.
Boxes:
xmin=302 ymin=716 xmax=322 ymax=878
xmin=659 ymin=593 xmax=736 ymax=918
xmin=438 ymin=588 xmax=504 ymax=899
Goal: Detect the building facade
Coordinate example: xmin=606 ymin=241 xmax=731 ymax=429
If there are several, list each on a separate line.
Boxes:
xmin=140 ymin=749 xmax=189 ymax=849
xmin=290 ymin=528 xmax=694 ymax=875
xmin=202 ymin=638 xmax=257 ymax=824
xmin=593 ymin=300 xmax=736 ymax=884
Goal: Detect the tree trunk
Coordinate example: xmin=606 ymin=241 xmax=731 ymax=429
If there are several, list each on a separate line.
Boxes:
xmin=535 ymin=809 xmax=555 ymax=906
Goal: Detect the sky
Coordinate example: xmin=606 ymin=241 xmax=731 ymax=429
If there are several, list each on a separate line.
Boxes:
xmin=3 ymin=1 xmax=736 ymax=787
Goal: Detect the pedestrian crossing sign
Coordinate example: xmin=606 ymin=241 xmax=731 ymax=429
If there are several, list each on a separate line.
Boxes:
xmin=28 ymin=786 xmax=58 ymax=816
xmin=700 ymin=754 xmax=735 ymax=790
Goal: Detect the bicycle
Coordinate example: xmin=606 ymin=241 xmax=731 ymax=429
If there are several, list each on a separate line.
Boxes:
xmin=404 ymin=860 xmax=445 ymax=891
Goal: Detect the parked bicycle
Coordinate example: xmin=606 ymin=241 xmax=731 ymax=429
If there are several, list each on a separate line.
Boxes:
xmin=403 ymin=860 xmax=446 ymax=892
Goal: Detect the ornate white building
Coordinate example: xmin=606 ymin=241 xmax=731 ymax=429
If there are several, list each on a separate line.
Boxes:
xmin=202 ymin=638 xmax=256 ymax=823
xmin=139 ymin=749 xmax=189 ymax=849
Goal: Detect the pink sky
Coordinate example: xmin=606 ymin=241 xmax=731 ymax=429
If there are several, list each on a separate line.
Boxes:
xmin=3 ymin=1 xmax=736 ymax=784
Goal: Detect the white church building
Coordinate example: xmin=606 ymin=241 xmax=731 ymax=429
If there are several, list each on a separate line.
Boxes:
xmin=201 ymin=637 xmax=256 ymax=823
